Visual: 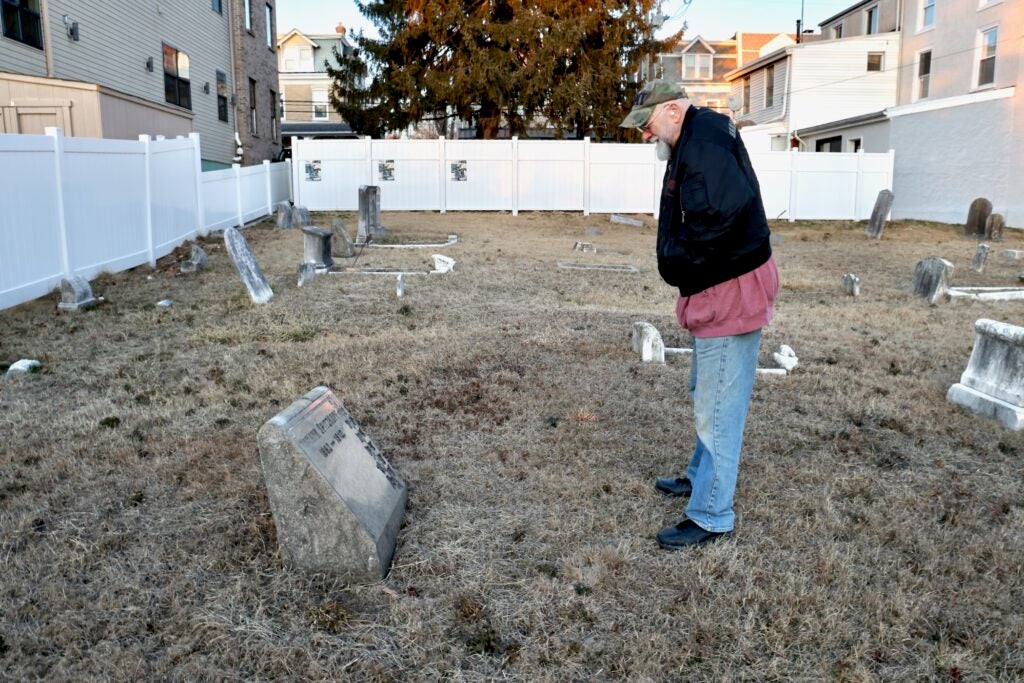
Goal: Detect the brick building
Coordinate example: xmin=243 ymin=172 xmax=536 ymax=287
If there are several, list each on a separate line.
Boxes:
xmin=229 ymin=0 xmax=281 ymax=164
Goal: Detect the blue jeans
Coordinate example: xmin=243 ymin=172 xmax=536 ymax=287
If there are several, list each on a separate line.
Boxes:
xmin=684 ymin=329 xmax=762 ymax=532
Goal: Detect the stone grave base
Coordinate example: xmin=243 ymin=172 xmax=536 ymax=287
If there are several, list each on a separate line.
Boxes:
xmin=558 ymin=261 xmax=639 ymax=273
xmin=947 ymin=383 xmax=1024 ymax=430
xmin=367 ymin=234 xmax=458 ymax=249
xmin=947 ymin=287 xmax=1024 ymax=303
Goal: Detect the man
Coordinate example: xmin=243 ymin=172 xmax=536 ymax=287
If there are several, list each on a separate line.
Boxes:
xmin=620 ymin=80 xmax=779 ymax=550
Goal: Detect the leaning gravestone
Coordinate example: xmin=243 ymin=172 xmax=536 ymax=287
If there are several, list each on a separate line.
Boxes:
xmin=257 ymin=386 xmax=408 ymax=580
xmin=331 ymin=218 xmax=355 ymax=258
xmin=911 ymin=257 xmax=953 ymax=305
xmin=842 ymin=273 xmax=860 ymax=296
xmin=57 ymin=275 xmax=98 ymax=311
xmin=179 ymin=243 xmax=208 ymax=274
xmin=985 ymin=213 xmax=1005 ymax=242
xmin=972 ymin=244 xmax=990 ymax=273
xmin=291 ymin=204 xmax=312 ymax=229
xmin=276 ymin=201 xmax=294 ymax=229
xmin=358 ymin=185 xmax=383 ymax=241
xmin=224 ymin=226 xmax=273 ymax=304
xmin=302 ymin=226 xmax=334 ymax=271
xmin=947 ymin=319 xmax=1024 ymax=430
xmin=965 ymin=197 xmax=992 ymax=237
xmin=865 ymin=189 xmax=894 ymax=239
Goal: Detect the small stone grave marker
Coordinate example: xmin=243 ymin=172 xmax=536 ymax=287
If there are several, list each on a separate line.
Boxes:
xmin=291 ymin=204 xmax=312 ymax=229
xmin=947 ymin=319 xmax=1024 ymax=430
xmin=1004 ymin=250 xmax=1024 ymax=261
xmin=331 ymin=218 xmax=355 ymax=258
xmin=224 ymin=226 xmax=273 ymax=304
xmin=297 ymin=262 xmax=316 ymax=287
xmin=972 ymin=243 xmax=990 ymax=273
xmin=276 ymin=201 xmax=294 ymax=229
xmin=257 ymin=386 xmax=407 ymax=580
xmin=965 ymin=197 xmax=992 ymax=237
xmin=910 ymin=257 xmax=953 ymax=305
xmin=865 ymin=189 xmax=894 ymax=239
xmin=773 ymin=344 xmax=798 ymax=371
xmin=359 ymin=185 xmax=383 ymax=241
xmin=631 ymin=322 xmax=665 ymax=363
xmin=302 ymin=226 xmax=334 ymax=271
xmin=179 ymin=243 xmax=208 ymax=274
xmin=4 ymin=359 xmax=40 ymax=379
xmin=842 ymin=273 xmax=860 ymax=296
xmin=57 ymin=275 xmax=98 ymax=311
xmin=396 ymin=273 xmax=405 ymax=297
xmin=431 ymin=254 xmax=456 ymax=273
xmin=573 ymin=241 xmax=596 ymax=253
xmin=610 ymin=214 xmax=644 ymax=227
xmin=985 ymin=213 xmax=1005 ymax=241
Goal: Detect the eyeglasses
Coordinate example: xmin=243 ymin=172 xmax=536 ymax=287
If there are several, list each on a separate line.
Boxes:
xmin=638 ymin=105 xmax=665 ymax=134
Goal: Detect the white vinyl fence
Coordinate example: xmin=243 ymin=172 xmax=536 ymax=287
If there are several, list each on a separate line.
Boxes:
xmin=293 ymin=137 xmax=894 ymax=220
xmin=0 ymin=128 xmax=291 ymax=310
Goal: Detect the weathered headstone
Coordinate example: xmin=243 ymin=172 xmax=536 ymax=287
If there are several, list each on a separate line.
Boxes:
xmin=431 ymin=254 xmax=456 ymax=273
xmin=1005 ymin=250 xmax=1024 ymax=261
xmin=985 ymin=213 xmax=1005 ymax=242
xmin=358 ymin=185 xmax=383 ymax=240
xmin=865 ymin=189 xmax=894 ymax=239
xmin=965 ymin=197 xmax=992 ymax=237
xmin=179 ymin=243 xmax=208 ymax=273
xmin=910 ymin=257 xmax=953 ymax=305
xmin=971 ymin=243 xmax=990 ymax=273
xmin=291 ymin=204 xmax=312 ymax=229
xmin=331 ymin=218 xmax=355 ymax=258
xmin=610 ymin=214 xmax=644 ymax=227
xmin=573 ymin=241 xmax=596 ymax=253
xmin=297 ymin=262 xmax=316 ymax=287
xmin=396 ymin=273 xmax=405 ymax=297
xmin=257 ymin=386 xmax=408 ymax=580
xmin=631 ymin=322 xmax=665 ymax=363
xmin=302 ymin=226 xmax=334 ymax=271
xmin=773 ymin=344 xmax=798 ymax=371
xmin=947 ymin=319 xmax=1024 ymax=430
xmin=57 ymin=275 xmax=98 ymax=311
xmin=4 ymin=359 xmax=40 ymax=379
xmin=276 ymin=201 xmax=294 ymax=229
xmin=224 ymin=226 xmax=273 ymax=304
xmin=842 ymin=273 xmax=860 ymax=296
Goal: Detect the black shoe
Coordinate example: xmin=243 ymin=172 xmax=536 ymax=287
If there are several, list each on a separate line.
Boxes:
xmin=655 ymin=476 xmax=693 ymax=497
xmin=656 ymin=519 xmax=731 ymax=550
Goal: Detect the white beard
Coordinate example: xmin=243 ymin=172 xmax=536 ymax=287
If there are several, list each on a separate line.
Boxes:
xmin=655 ymin=139 xmax=672 ymax=161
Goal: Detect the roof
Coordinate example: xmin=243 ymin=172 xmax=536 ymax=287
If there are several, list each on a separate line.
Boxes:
xmin=281 ymin=122 xmax=357 ymax=138
xmin=277 ymin=29 xmax=319 ymax=48
xmin=736 ymin=32 xmax=796 ymax=51
xmin=795 ymin=109 xmax=888 ymax=136
xmin=818 ymin=0 xmax=876 ymax=26
xmin=725 ymin=45 xmax=791 ymax=80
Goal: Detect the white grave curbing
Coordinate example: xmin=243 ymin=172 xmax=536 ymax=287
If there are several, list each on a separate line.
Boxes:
xmin=947 ymin=319 xmax=1024 ymax=430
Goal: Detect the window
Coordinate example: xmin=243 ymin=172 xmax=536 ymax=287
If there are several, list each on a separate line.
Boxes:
xmin=815 ymin=136 xmax=842 ymax=153
xmin=265 ymin=4 xmax=273 ymax=49
xmin=163 ymin=44 xmax=191 ymax=109
xmin=244 ymin=0 xmax=252 ymax=31
xmin=270 ymin=90 xmax=277 ymax=139
xmin=917 ymin=49 xmax=931 ymax=99
xmin=211 ymin=0 xmax=221 ymax=13
xmin=312 ymin=89 xmax=328 ymax=120
xmin=249 ymin=78 xmax=258 ymax=134
xmin=865 ymin=5 xmax=879 ymax=34
xmin=2 ymin=0 xmax=43 ymax=49
xmin=977 ymin=27 xmax=997 ymax=86
xmin=742 ymin=77 xmax=750 ymax=114
xmin=847 ymin=138 xmax=862 ymax=152
xmin=833 ymin=23 xmax=843 ymax=39
xmin=764 ymin=65 xmax=775 ymax=108
xmin=683 ymin=53 xmax=713 ymax=80
xmin=921 ymin=0 xmax=935 ymax=29
xmin=867 ymin=52 xmax=884 ymax=71
xmin=216 ymin=70 xmax=229 ymax=122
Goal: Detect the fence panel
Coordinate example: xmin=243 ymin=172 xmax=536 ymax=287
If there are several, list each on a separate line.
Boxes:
xmin=239 ymin=165 xmax=267 ymax=222
xmin=589 ymin=143 xmax=657 ymax=214
xmin=62 ymin=136 xmax=149 ymax=278
xmin=0 ymin=135 xmax=65 ymax=309
xmin=444 ymin=140 xmax=514 ymax=211
xmin=372 ymin=140 xmax=441 ymax=211
xmin=202 ymin=168 xmax=239 ymax=232
xmin=748 ymin=152 xmax=794 ymax=220
xmin=294 ymin=139 xmax=368 ymax=210
xmin=151 ymin=138 xmax=200 ymax=254
xmin=271 ymin=161 xmax=291 ymax=205
xmin=518 ymin=141 xmax=585 ymax=211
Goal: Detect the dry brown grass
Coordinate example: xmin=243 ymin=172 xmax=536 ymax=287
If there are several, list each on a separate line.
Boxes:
xmin=2 ymin=212 xmax=1023 ymax=681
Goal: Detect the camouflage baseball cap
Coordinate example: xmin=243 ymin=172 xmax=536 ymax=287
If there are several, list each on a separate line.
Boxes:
xmin=619 ymin=79 xmax=689 ymax=128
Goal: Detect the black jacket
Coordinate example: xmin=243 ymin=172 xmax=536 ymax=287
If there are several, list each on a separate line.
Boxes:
xmin=657 ymin=106 xmax=771 ymax=296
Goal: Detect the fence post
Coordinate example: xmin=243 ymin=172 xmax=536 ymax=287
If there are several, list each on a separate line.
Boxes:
xmin=853 ymin=149 xmax=863 ymax=220
xmin=189 ymin=133 xmax=206 ymax=235
xmin=365 ymin=135 xmax=373 ymax=187
xmin=652 ymin=145 xmax=660 ymax=219
xmin=233 ymin=163 xmax=243 ymax=227
xmin=263 ymin=159 xmax=272 ymax=216
xmin=291 ymin=142 xmax=301 ymax=207
xmin=438 ymin=135 xmax=446 ymax=214
xmin=788 ymin=147 xmax=798 ymax=223
xmin=511 ymin=135 xmax=519 ymax=216
xmin=45 ymin=127 xmax=71 ymax=278
xmin=139 ymin=134 xmax=156 ymax=267
xmin=583 ymin=136 xmax=591 ymax=217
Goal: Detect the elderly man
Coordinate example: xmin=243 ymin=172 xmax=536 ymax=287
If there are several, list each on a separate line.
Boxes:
xmin=621 ymin=80 xmax=779 ymax=550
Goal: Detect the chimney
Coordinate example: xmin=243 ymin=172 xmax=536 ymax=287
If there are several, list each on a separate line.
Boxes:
xmin=335 ymin=23 xmax=346 ymax=35
xmin=795 ymin=19 xmax=802 ymax=43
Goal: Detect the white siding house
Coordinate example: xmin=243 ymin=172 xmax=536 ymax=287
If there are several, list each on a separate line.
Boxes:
xmin=725 ymin=33 xmax=900 ymax=152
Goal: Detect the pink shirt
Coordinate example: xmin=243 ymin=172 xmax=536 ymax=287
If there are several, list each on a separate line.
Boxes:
xmin=675 ymin=256 xmax=779 ymax=338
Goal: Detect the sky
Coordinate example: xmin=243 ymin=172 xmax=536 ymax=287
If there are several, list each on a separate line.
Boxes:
xmin=277 ymin=0 xmax=861 ymax=42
